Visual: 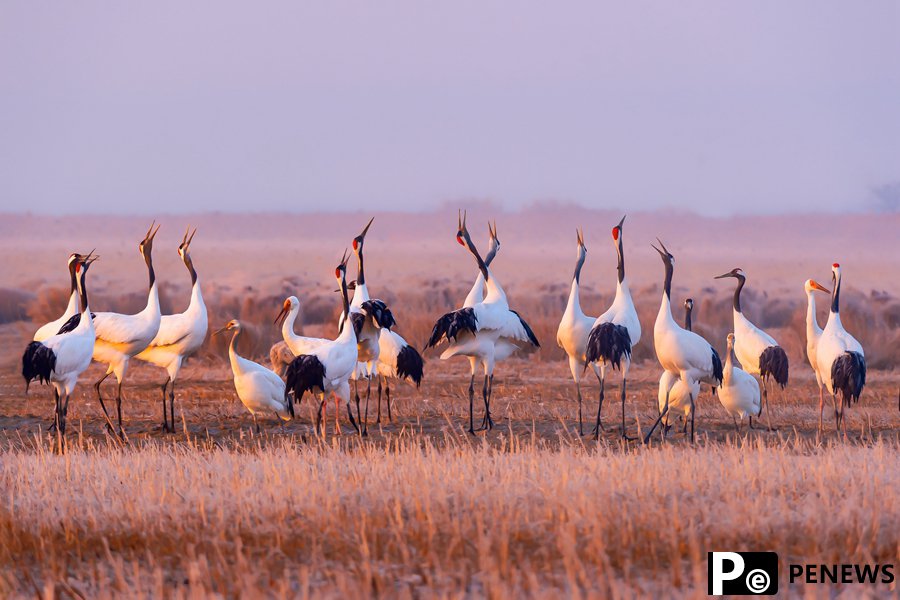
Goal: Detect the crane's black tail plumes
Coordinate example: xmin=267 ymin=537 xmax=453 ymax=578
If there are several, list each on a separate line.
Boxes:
xmin=760 ymin=345 xmax=789 ymax=389
xmin=710 ymin=346 xmax=724 ymax=386
xmin=831 ymin=351 xmax=866 ymax=407
xmin=284 ymin=355 xmax=326 ymax=404
xmin=396 ymin=344 xmax=424 ymax=387
xmin=425 ymin=308 xmax=477 ymax=350
xmin=584 ymin=322 xmax=631 ymax=370
xmin=22 ymin=342 xmax=55 ymax=394
xmin=361 ymin=299 xmax=396 ymax=330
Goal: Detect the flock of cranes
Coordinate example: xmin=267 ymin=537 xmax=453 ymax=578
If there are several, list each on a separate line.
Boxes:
xmin=21 ymin=214 xmax=868 ymax=444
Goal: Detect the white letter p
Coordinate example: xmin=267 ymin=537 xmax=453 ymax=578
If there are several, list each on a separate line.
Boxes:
xmin=712 ymin=552 xmax=745 ymax=595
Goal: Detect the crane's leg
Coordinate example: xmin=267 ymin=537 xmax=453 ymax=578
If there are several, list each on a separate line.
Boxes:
xmin=376 ymin=377 xmax=383 ymax=424
xmin=689 ymin=392 xmax=696 ymax=444
xmin=60 ymin=392 xmax=71 ymax=438
xmin=115 ymin=381 xmax=126 ymax=439
xmin=316 ymin=397 xmax=325 ymax=436
xmin=346 ymin=400 xmax=359 ymax=433
xmin=354 ymin=379 xmax=362 ymax=430
xmin=159 ymin=378 xmax=170 ymax=432
xmin=52 ymin=388 xmax=61 ymax=435
xmin=817 ymin=385 xmax=825 ymax=433
xmin=575 ymin=380 xmax=584 ymax=436
xmin=486 ymin=374 xmax=495 ymax=429
xmin=478 ymin=375 xmax=490 ymax=430
xmin=763 ymin=378 xmax=773 ymax=430
xmin=831 ymin=393 xmax=840 ymax=432
xmin=94 ymin=371 xmax=117 ymax=434
xmin=362 ymin=375 xmax=371 ymax=436
xmin=169 ymin=380 xmax=176 ymax=434
xmin=643 ymin=390 xmax=670 ymax=444
xmin=592 ymin=376 xmax=605 ymax=440
xmin=732 ymin=415 xmax=739 ymax=433
xmin=386 ymin=381 xmax=393 ymax=423
xmin=620 ymin=378 xmax=634 ymax=440
xmin=334 ymin=393 xmax=342 ymax=436
xmin=253 ymin=413 xmax=260 ymax=434
xmin=467 ymin=374 xmax=475 ymax=435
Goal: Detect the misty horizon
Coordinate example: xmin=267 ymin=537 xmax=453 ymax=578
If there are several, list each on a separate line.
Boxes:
xmin=2 ymin=2 xmax=898 ymax=216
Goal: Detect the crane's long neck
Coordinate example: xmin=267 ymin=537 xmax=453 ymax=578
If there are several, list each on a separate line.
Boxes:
xmin=662 ymin=260 xmax=673 ymax=300
xmin=77 ymin=266 xmax=91 ymax=316
xmin=337 ymin=271 xmax=356 ymax=342
xmin=616 ymin=237 xmax=625 ymax=284
xmin=723 ymin=343 xmax=735 ymax=382
xmin=228 ymin=329 xmax=244 ymax=375
xmin=684 ymin=305 xmax=693 ymax=332
xmin=356 ymin=247 xmax=366 ymax=286
xmin=732 ymin=275 xmax=745 ymax=313
xmin=573 ymin=250 xmax=586 ymax=284
xmin=805 ymin=290 xmax=822 ymax=340
xmin=183 ymin=253 xmax=198 ymax=286
xmin=565 ymin=278 xmax=583 ymax=319
xmin=831 ymin=273 xmax=841 ymax=314
xmin=282 ymin=303 xmax=300 ymax=342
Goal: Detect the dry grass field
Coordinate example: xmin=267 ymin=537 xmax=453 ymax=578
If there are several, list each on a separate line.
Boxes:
xmin=1 ymin=210 xmax=899 ymax=597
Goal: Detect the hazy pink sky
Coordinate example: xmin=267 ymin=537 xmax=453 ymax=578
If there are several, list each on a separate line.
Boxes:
xmin=1 ymin=2 xmax=898 ymax=216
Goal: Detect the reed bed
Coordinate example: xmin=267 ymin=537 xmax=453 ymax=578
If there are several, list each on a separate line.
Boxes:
xmin=1 ymin=434 xmax=898 ymax=598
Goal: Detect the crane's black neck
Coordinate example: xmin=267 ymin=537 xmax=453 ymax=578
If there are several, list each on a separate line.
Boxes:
xmin=183 ymin=253 xmax=197 ymax=286
xmin=616 ymin=238 xmax=625 ymax=284
xmin=465 ymin=237 xmax=489 ymax=282
xmin=68 ymin=260 xmax=78 ymax=295
xmin=573 ymin=252 xmax=586 ymax=284
xmin=356 ymin=247 xmax=365 ymax=286
xmin=831 ymin=274 xmax=841 ymax=313
xmin=662 ymin=260 xmax=673 ymax=299
xmin=484 ymin=244 xmax=498 ymax=268
xmin=144 ymin=250 xmax=155 ymax=289
xmin=732 ymin=275 xmax=745 ymax=313
xmin=77 ymin=265 xmax=90 ymax=313
xmin=339 ymin=271 xmax=351 ymax=332
xmin=684 ymin=305 xmax=692 ymax=332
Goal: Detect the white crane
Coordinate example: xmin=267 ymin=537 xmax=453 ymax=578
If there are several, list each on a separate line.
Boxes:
xmin=339 ymin=218 xmax=396 ymax=434
xmin=657 ymin=299 xmax=699 ymax=435
xmin=803 ymin=278 xmax=832 ymax=432
xmin=714 ymin=268 xmax=788 ymax=429
xmin=462 ymin=221 xmax=501 ymax=308
xmin=216 ymin=320 xmax=293 ymax=432
xmin=584 ymin=216 xmax=641 ymax=439
xmin=285 ymin=251 xmax=360 ymax=436
xmin=135 ymin=227 xmax=208 ymax=433
xmin=816 ymin=263 xmax=866 ymax=433
xmin=33 ymin=253 xmax=83 ymax=342
xmin=717 ymin=333 xmax=762 ymax=431
xmin=22 ymin=253 xmax=97 ymax=442
xmin=91 ymin=222 xmax=163 ymax=438
xmin=644 ymin=239 xmax=723 ymax=443
xmin=556 ymin=229 xmax=603 ymax=435
xmin=425 ymin=211 xmax=539 ymax=434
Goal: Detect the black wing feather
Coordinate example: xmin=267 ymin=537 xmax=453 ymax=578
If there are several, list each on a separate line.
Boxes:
xmin=831 ymin=351 xmax=866 ymax=407
xmin=584 ymin=322 xmax=631 ymax=370
xmin=759 ymin=345 xmax=789 ymax=388
xmin=284 ymin=355 xmax=326 ymax=404
xmin=425 ymin=308 xmax=477 ymax=349
xmin=396 ymin=344 xmax=424 ymax=387
xmin=710 ymin=346 xmax=724 ymax=385
xmin=509 ymin=309 xmax=540 ymax=347
xmin=361 ymin=299 xmax=396 ymax=330
xmin=22 ymin=341 xmax=56 ymax=392
xmin=55 ymin=312 xmax=96 ymax=335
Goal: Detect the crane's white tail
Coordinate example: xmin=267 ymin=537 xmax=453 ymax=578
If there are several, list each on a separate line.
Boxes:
xmin=759 ymin=345 xmax=789 ymax=389
xmin=831 ymin=351 xmax=866 ymax=407
xmin=397 ymin=345 xmax=424 ymax=387
xmin=584 ymin=322 xmax=631 ymax=370
xmin=22 ymin=342 xmax=55 ymax=393
xmin=284 ymin=355 xmax=326 ymax=404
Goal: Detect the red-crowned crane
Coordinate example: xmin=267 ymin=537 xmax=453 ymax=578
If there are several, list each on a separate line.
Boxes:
xmin=285 ymin=251 xmax=360 ymax=436
xmin=714 ymin=268 xmax=788 ymax=429
xmin=425 ymin=212 xmax=539 ymax=434
xmin=22 ymin=253 xmax=97 ymax=443
xmin=33 ymin=253 xmax=83 ymax=342
xmin=644 ymin=239 xmax=723 ymax=443
xmin=816 ymin=263 xmax=866 ymax=433
xmin=91 ymin=223 xmax=163 ymax=438
xmin=556 ymin=229 xmax=603 ymax=435
xmin=135 ymin=227 xmax=208 ymax=433
xmin=584 ymin=216 xmax=641 ymax=439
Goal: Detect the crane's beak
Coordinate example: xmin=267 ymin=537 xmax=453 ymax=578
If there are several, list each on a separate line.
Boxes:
xmin=714 ymin=271 xmax=735 ymax=279
xmin=274 ymin=306 xmax=289 ymax=326
xmin=617 ymin=215 xmax=626 ymax=229
xmin=213 ymin=326 xmax=228 ymax=336
xmin=358 ymin=216 xmax=374 ymax=239
xmin=810 ymin=280 xmax=830 ymax=294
